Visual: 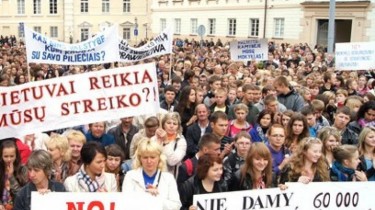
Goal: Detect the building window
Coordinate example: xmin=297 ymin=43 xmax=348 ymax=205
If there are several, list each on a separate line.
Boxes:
xmin=174 ymin=19 xmax=181 ymax=34
xmin=34 ymin=26 xmax=42 ymax=33
xmin=17 ymin=0 xmax=25 ymax=14
xmin=208 ymin=18 xmax=216 ymax=35
xmin=49 ymin=0 xmax=57 ymax=14
xmin=50 ymin=26 xmax=58 ymax=38
xmin=81 ymin=28 xmax=89 ymax=41
xmin=102 ymin=0 xmax=110 ymax=13
xmin=81 ymin=0 xmax=88 ymax=13
xmin=123 ymin=0 xmax=130 ymax=13
xmin=228 ymin=18 xmax=236 ymax=36
xmin=191 ymin=18 xmax=198 ymax=34
xmin=249 ymin=18 xmax=259 ymax=37
xmin=123 ymin=28 xmax=131 ymax=40
xmin=274 ymin=18 xmax=285 ymax=38
xmin=33 ymin=0 xmax=41 ymax=14
xmin=160 ymin=19 xmax=166 ymax=31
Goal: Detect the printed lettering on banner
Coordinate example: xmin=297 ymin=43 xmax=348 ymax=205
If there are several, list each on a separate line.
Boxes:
xmin=335 ymin=42 xmax=375 ymax=70
xmin=119 ymin=27 xmax=173 ymax=62
xmin=0 ymin=63 xmax=159 ymax=140
xmin=31 ymin=192 xmax=163 ymax=210
xmin=230 ymin=39 xmax=268 ymax=62
xmin=24 ymin=25 xmax=120 ymax=65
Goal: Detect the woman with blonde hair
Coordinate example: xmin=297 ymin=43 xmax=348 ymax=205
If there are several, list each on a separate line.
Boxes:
xmin=64 ymin=129 xmax=86 ymax=176
xmin=357 ymin=127 xmax=375 ymax=181
xmin=122 ymin=138 xmax=181 ymax=210
xmin=153 ymin=112 xmax=187 ymax=177
xmin=279 ymin=137 xmax=330 ymax=185
xmin=230 ymin=142 xmax=273 ymax=190
xmin=45 ymin=135 xmax=71 ymax=183
xmin=317 ymin=127 xmax=341 ymax=167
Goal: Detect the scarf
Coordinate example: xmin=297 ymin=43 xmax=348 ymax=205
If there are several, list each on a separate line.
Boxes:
xmin=358 ymin=118 xmax=375 ymax=128
xmin=256 ymin=125 xmax=268 ymax=144
xmin=331 ymin=161 xmax=355 ymax=182
xmin=77 ymin=166 xmax=106 ymax=192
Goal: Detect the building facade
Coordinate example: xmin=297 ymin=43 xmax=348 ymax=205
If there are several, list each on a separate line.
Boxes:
xmin=0 ymin=0 xmax=152 ymax=45
xmin=0 ymin=0 xmax=373 ymax=47
xmin=151 ymin=0 xmax=375 ymax=47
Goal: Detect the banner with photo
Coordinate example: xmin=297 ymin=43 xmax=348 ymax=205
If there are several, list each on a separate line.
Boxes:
xmin=336 ymin=42 xmax=375 ymax=70
xmin=119 ymin=27 xmax=173 ymax=62
xmin=230 ymin=39 xmax=268 ymax=62
xmin=0 ymin=63 xmax=159 ymax=139
xmin=24 ymin=25 xmax=120 ymax=65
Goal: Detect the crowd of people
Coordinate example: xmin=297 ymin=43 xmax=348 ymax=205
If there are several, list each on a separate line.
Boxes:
xmin=1 ymin=36 xmax=375 ymax=210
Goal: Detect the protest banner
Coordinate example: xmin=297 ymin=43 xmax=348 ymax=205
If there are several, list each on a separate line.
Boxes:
xmin=0 ymin=63 xmax=159 ymax=140
xmin=119 ymin=27 xmax=173 ymax=62
xmin=31 ymin=192 xmax=163 ymax=210
xmin=230 ymin=39 xmax=268 ymax=62
xmin=335 ymin=42 xmax=375 ymax=70
xmin=193 ymin=182 xmax=375 ymax=210
xmin=24 ymin=25 xmax=120 ymax=65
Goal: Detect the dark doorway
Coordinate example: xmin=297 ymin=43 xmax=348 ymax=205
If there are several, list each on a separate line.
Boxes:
xmin=317 ymin=19 xmax=352 ymax=48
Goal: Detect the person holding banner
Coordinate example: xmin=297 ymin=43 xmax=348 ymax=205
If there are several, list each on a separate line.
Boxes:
xmin=179 ymin=154 xmax=226 ymax=210
xmin=64 ymin=142 xmax=117 ymax=192
xmin=279 ymin=137 xmax=330 ymax=185
xmin=14 ymin=150 xmax=66 ymax=210
xmin=122 ymin=138 xmax=181 ymax=210
xmin=330 ymin=145 xmax=367 ymax=182
xmin=0 ymin=140 xmax=28 ymax=210
xmin=229 ymin=142 xmax=273 ymax=191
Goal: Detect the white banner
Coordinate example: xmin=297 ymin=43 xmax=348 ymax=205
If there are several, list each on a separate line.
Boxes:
xmin=230 ymin=39 xmax=268 ymax=61
xmin=0 ymin=63 xmax=159 ymax=139
xmin=31 ymin=192 xmax=163 ymax=210
xmin=25 ymin=25 xmax=120 ymax=65
xmin=119 ymin=27 xmax=173 ymax=62
xmin=335 ymin=42 xmax=375 ymax=70
xmin=193 ymin=182 xmax=375 ymax=210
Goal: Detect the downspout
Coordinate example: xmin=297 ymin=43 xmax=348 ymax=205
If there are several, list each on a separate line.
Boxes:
xmin=263 ymin=0 xmax=268 ymax=38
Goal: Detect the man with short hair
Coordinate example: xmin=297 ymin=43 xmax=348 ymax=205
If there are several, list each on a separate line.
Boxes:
xmin=210 ymin=111 xmax=234 ymax=159
xmin=319 ymin=71 xmax=337 ymax=94
xmin=108 ymin=116 xmax=139 ymax=160
xmin=266 ymin=124 xmax=290 ymax=176
xmin=301 ymin=105 xmax=322 ymax=137
xmin=185 ymin=104 xmax=212 ymax=159
xmin=176 ymin=133 xmax=221 ymax=184
xmin=273 ymin=76 xmax=305 ymax=111
xmin=228 ymin=84 xmax=260 ymax=125
xmin=160 ymin=85 xmax=178 ymax=112
xmin=333 ymin=106 xmax=358 ymax=145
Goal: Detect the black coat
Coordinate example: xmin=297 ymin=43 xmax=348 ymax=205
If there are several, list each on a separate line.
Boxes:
xmin=108 ymin=124 xmax=139 ymax=160
xmin=179 ymin=176 xmax=227 ymax=210
xmin=185 ymin=123 xmax=212 ymax=159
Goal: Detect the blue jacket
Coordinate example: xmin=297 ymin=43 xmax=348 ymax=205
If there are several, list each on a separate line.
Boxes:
xmin=86 ymin=132 xmax=115 ymax=147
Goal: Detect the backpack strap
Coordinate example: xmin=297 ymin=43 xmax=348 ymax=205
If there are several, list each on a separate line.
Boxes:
xmin=185 ymin=159 xmax=193 ymax=177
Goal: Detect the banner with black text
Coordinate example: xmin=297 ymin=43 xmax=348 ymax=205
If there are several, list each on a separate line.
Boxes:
xmin=119 ymin=27 xmax=173 ymax=62
xmin=25 ymin=25 xmax=120 ymax=65
xmin=0 ymin=63 xmax=159 ymax=139
xmin=193 ymin=182 xmax=375 ymax=210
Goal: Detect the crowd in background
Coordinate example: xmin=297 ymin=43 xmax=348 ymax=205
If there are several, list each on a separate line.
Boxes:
xmin=1 ymin=36 xmax=375 ymax=210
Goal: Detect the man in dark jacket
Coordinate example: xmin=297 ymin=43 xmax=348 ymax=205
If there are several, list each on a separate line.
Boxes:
xmin=108 ymin=117 xmax=139 ymax=160
xmin=333 ymin=106 xmax=358 ymax=145
xmin=185 ymin=104 xmax=212 ymax=159
xmin=273 ymin=76 xmax=305 ymax=112
xmin=177 ymin=133 xmax=221 ymax=185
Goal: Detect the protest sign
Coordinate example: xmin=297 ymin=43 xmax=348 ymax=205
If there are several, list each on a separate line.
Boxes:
xmin=24 ymin=25 xmax=120 ymax=65
xmin=31 ymin=192 xmax=163 ymax=210
xmin=0 ymin=63 xmax=159 ymax=139
xmin=119 ymin=27 xmax=173 ymax=62
xmin=193 ymin=182 xmax=375 ymax=210
xmin=335 ymin=42 xmax=375 ymax=70
xmin=230 ymin=39 xmax=268 ymax=62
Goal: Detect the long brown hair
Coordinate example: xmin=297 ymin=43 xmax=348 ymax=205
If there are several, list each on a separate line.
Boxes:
xmin=240 ymin=142 xmax=273 ymax=188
